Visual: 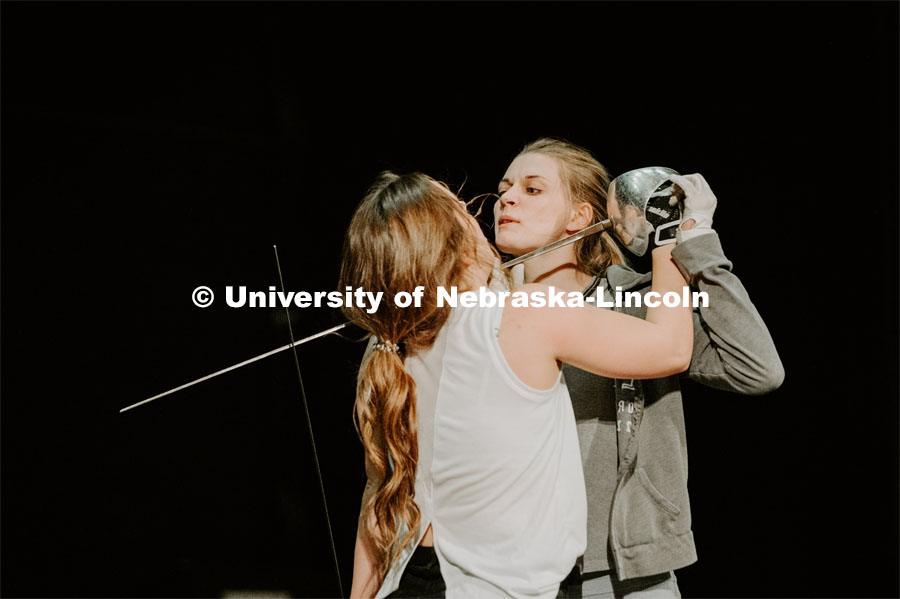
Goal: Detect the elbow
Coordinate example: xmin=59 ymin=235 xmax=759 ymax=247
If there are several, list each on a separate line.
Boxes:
xmin=674 ymin=345 xmax=693 ymax=375
xmin=726 ymin=359 xmax=785 ymax=396
xmin=751 ymin=361 xmax=785 ymax=396
xmin=665 ymin=343 xmax=693 ymax=377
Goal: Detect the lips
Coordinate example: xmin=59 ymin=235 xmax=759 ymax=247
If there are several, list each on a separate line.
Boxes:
xmin=497 ymin=215 xmax=519 ymax=226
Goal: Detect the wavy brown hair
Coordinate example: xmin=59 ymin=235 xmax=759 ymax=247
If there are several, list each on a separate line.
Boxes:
xmin=517 ymin=137 xmax=624 ymax=276
xmin=338 ymin=171 xmax=484 ymax=579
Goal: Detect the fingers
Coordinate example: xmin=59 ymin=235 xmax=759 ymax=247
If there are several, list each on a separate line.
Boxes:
xmin=680 ymin=173 xmax=712 ymax=192
xmin=670 ymin=173 xmax=716 ymax=202
xmin=667 ymin=174 xmax=695 ymax=195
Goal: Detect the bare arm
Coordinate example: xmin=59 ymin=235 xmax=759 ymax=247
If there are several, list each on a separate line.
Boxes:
xmin=500 ymin=246 xmax=693 ymax=388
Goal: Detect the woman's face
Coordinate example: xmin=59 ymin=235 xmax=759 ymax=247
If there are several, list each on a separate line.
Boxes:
xmin=493 ymin=153 xmax=573 ymax=256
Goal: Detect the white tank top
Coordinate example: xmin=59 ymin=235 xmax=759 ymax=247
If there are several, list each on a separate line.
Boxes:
xmin=376 ymin=290 xmax=587 ymax=599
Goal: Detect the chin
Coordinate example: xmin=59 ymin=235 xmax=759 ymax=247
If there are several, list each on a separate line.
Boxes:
xmin=494 ymin=232 xmax=537 ymax=257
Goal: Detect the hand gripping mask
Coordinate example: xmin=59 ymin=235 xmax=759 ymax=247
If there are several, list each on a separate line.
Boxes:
xmin=608 ymin=166 xmax=685 ymax=257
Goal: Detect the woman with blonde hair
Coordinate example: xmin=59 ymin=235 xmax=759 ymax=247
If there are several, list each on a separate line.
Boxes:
xmin=341 ymin=171 xmax=694 ymax=599
xmin=494 ymin=138 xmax=783 ymax=598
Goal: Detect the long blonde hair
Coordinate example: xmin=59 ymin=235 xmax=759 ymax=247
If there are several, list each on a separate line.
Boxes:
xmin=338 ymin=171 xmax=480 ymax=578
xmin=517 ymin=138 xmax=624 ymax=275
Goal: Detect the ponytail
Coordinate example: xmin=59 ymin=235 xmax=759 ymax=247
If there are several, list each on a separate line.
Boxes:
xmin=355 ymin=344 xmax=421 ymax=578
xmin=339 ymin=171 xmax=475 ymax=579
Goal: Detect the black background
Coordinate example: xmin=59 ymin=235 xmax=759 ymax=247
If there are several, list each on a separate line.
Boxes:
xmin=2 ymin=2 xmax=898 ymax=598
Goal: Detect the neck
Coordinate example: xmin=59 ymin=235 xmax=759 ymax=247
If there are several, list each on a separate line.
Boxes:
xmin=521 ymin=246 xmax=593 ymax=292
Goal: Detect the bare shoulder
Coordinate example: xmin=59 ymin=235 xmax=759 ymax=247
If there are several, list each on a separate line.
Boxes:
xmin=497 ymin=283 xmax=563 ymax=389
xmin=499 ymin=283 xmax=557 ymax=338
xmin=512 ymin=283 xmax=553 ymax=295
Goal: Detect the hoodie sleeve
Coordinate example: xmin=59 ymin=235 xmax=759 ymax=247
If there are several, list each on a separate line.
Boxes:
xmin=670 ymin=232 xmax=785 ymax=395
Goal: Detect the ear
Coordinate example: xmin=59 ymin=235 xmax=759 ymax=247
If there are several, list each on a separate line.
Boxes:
xmin=567 ymin=202 xmax=593 ymax=232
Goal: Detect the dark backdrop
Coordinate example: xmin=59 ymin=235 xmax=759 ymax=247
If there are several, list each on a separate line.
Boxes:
xmin=2 ymin=2 xmax=898 ymax=598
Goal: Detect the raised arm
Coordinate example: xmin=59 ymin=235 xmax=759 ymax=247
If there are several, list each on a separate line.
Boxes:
xmin=671 ymin=233 xmax=784 ymax=394
xmin=500 ymin=245 xmax=693 ymax=386
xmin=668 ymin=173 xmax=784 ymax=395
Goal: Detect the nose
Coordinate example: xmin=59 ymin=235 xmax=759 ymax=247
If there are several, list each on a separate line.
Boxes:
xmin=498 ymin=188 xmax=518 ymax=209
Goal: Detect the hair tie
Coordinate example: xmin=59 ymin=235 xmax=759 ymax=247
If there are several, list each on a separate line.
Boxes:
xmin=375 ymin=340 xmax=401 ymax=353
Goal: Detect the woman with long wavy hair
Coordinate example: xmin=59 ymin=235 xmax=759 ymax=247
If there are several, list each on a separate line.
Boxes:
xmin=340 ymin=171 xmax=694 ymax=599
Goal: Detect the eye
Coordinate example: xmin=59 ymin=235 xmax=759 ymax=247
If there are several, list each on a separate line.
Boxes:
xmin=526 ymin=187 xmax=542 ymax=194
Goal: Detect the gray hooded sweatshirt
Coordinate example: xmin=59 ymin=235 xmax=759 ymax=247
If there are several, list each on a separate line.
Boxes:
xmin=564 ymin=231 xmax=784 ymax=580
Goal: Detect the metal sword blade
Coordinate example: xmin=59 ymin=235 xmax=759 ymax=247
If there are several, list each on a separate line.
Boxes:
xmin=120 ymin=323 xmax=347 ymax=413
xmin=500 ymin=219 xmax=612 ymax=269
xmin=122 ymin=221 xmax=613 ymax=413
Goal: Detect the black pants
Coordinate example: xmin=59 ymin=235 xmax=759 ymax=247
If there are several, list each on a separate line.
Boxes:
xmin=384 ymin=545 xmax=446 ymax=599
